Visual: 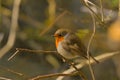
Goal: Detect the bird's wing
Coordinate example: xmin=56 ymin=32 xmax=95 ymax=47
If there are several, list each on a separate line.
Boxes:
xmin=62 ymin=33 xmax=88 ymax=59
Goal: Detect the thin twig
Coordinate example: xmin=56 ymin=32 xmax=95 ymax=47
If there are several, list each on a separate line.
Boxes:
xmin=8 ymin=50 xmax=19 ymax=61
xmin=87 ymin=10 xmax=96 ymax=80
xmin=0 ymin=0 xmax=21 ymax=58
xmin=8 ymin=48 xmax=86 ymax=80
xmin=40 ymin=11 xmax=68 ymax=36
xmin=82 ymin=0 xmax=104 ymax=25
xmin=0 ymin=65 xmax=24 ymax=76
xmin=58 ymin=54 xmax=87 ymax=80
xmin=0 ymin=65 xmax=30 ymax=80
xmin=56 ymin=51 xmax=120 ymax=80
xmin=0 ymin=0 xmax=1 ymax=25
xmin=30 ymin=72 xmax=77 ymax=80
xmin=15 ymin=48 xmax=57 ymax=53
xmin=8 ymin=48 xmax=57 ymax=61
xmin=7 ymin=48 xmax=120 ymax=80
xmin=100 ymin=0 xmax=104 ymax=22
xmin=119 ymin=0 xmax=120 ymax=17
xmin=0 ymin=77 xmax=12 ymax=80
xmin=83 ymin=1 xmax=96 ymax=80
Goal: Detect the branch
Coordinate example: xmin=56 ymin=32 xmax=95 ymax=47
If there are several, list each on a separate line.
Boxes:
xmin=119 ymin=0 xmax=120 ymax=17
xmin=100 ymin=0 xmax=104 ymax=22
xmin=0 ymin=77 xmax=12 ymax=80
xmin=0 ymin=65 xmax=24 ymax=76
xmin=8 ymin=48 xmax=120 ymax=80
xmin=87 ymin=5 xmax=96 ymax=80
xmin=8 ymin=48 xmax=57 ymax=61
xmin=40 ymin=11 xmax=68 ymax=36
xmin=8 ymin=48 xmax=87 ymax=80
xmin=29 ymin=72 xmax=77 ymax=80
xmin=82 ymin=0 xmax=104 ymax=25
xmin=0 ymin=0 xmax=21 ymax=58
xmin=57 ymin=54 xmax=87 ymax=80
xmin=56 ymin=51 xmax=120 ymax=80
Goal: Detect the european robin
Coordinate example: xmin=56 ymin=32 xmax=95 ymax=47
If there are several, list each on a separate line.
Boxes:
xmin=53 ymin=29 xmax=99 ymax=63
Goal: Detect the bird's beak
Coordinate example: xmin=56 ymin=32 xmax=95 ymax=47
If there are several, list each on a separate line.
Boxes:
xmin=52 ymin=35 xmax=56 ymax=37
xmin=52 ymin=34 xmax=58 ymax=37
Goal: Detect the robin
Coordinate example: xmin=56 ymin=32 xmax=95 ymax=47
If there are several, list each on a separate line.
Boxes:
xmin=53 ymin=28 xmax=99 ymax=63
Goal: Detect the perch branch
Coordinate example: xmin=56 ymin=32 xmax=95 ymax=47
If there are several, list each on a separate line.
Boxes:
xmin=7 ymin=48 xmax=120 ymax=80
xmin=8 ymin=48 xmax=87 ymax=80
xmin=58 ymin=54 xmax=87 ymax=80
xmin=56 ymin=51 xmax=120 ymax=80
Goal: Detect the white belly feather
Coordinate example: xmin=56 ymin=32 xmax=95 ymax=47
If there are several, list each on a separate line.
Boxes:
xmin=57 ymin=41 xmax=78 ymax=59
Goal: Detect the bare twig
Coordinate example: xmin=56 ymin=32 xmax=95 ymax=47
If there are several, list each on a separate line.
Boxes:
xmin=84 ymin=0 xmax=97 ymax=7
xmin=15 ymin=48 xmax=57 ymax=53
xmin=119 ymin=0 xmax=120 ymax=17
xmin=0 ymin=0 xmax=1 ymax=24
xmin=0 ymin=77 xmax=12 ymax=80
xmin=0 ymin=65 xmax=24 ymax=76
xmin=0 ymin=33 xmax=4 ymax=44
xmin=30 ymin=72 xmax=77 ymax=80
xmin=8 ymin=48 xmax=87 ymax=80
xmin=0 ymin=0 xmax=21 ymax=58
xmin=40 ymin=11 xmax=68 ymax=36
xmin=56 ymin=51 xmax=120 ymax=80
xmin=7 ymin=48 xmax=120 ymax=80
xmin=8 ymin=50 xmax=19 ymax=61
xmin=87 ymin=9 xmax=96 ymax=80
xmin=58 ymin=54 xmax=87 ymax=80
xmin=82 ymin=1 xmax=97 ymax=80
xmin=82 ymin=0 xmax=104 ymax=25
xmin=100 ymin=0 xmax=104 ymax=22
xmin=8 ymin=48 xmax=57 ymax=61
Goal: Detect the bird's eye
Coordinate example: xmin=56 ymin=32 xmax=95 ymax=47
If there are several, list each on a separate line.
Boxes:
xmin=58 ymin=34 xmax=62 ymax=36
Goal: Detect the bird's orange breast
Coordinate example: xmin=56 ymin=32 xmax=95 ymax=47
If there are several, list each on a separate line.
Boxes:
xmin=55 ymin=37 xmax=64 ymax=48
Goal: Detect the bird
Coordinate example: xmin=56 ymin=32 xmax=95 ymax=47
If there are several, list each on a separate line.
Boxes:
xmin=53 ymin=28 xmax=99 ymax=63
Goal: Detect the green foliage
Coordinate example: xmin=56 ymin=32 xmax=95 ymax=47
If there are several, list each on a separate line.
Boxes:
xmin=103 ymin=0 xmax=119 ymax=9
xmin=111 ymin=0 xmax=119 ymax=8
xmin=76 ymin=29 xmax=89 ymax=39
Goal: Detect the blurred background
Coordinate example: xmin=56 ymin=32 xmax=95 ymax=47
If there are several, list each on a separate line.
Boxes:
xmin=0 ymin=0 xmax=120 ymax=80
